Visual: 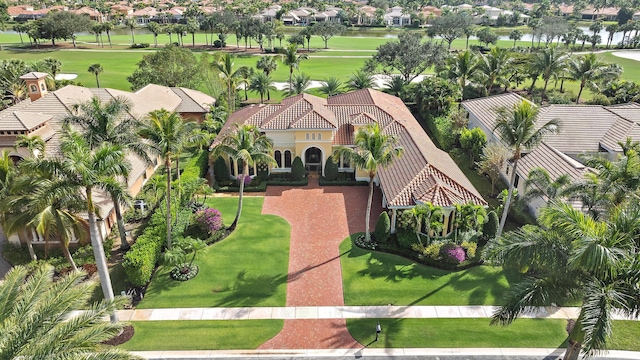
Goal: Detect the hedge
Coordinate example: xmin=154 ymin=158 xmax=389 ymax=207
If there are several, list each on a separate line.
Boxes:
xmin=425 ymin=115 xmax=455 ymax=151
xmin=318 ymin=178 xmax=368 ymax=186
xmin=122 ymin=151 xmax=205 ymax=287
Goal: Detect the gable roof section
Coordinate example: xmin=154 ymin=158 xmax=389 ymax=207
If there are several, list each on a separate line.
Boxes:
xmin=172 ymin=87 xmax=214 ymax=113
xmin=461 ymin=92 xmax=529 ymax=134
xmin=131 ymin=84 xmax=183 ymax=117
xmin=517 ymin=141 xmax=591 ymax=184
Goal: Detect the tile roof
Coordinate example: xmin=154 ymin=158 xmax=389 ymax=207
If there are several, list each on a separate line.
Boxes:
xmin=461 ymin=92 xmax=529 ymax=135
xmin=20 ymin=72 xmax=50 ymax=80
xmin=172 ymin=88 xmax=215 ymax=113
xmin=517 ymin=142 xmax=591 ymax=184
xmin=216 ymin=89 xmax=487 ymax=208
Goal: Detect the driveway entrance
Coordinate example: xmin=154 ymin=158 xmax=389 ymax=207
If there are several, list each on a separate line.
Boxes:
xmin=259 ymin=178 xmax=383 ymax=349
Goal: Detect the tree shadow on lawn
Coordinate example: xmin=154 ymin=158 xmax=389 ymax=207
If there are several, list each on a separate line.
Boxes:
xmin=347 ymin=245 xmax=521 ymax=305
xmin=210 ymin=270 xmax=288 ymax=307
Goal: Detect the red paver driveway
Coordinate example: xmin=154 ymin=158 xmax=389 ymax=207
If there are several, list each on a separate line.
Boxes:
xmin=258 ymin=178 xmax=383 ymax=349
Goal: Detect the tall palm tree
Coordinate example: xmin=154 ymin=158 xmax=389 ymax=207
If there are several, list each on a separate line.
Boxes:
xmin=318 ymin=77 xmax=344 ymax=97
xmin=333 ymin=123 xmax=403 ymax=242
xmin=239 ymin=66 xmax=254 ymax=101
xmin=213 ymin=53 xmax=245 ymax=112
xmin=531 ymin=46 xmax=567 ymax=101
xmin=281 ymin=43 xmax=308 ymax=92
xmin=494 ymin=101 xmax=559 ymax=237
xmin=485 ymin=200 xmax=640 ymax=360
xmin=523 ymin=167 xmax=571 ymax=202
xmin=256 ymin=56 xmax=278 ymax=100
xmin=0 ymin=265 xmax=140 ymax=359
xmin=103 ymin=21 xmax=114 ymax=47
xmin=64 ymin=96 xmax=146 ymax=250
xmin=87 ymin=63 xmax=104 ymax=88
xmin=138 ymin=109 xmax=201 ymax=248
xmin=566 ymin=53 xmax=621 ymax=104
xmin=248 ymin=72 xmax=274 ymax=104
xmin=21 ymin=129 xmax=130 ymax=322
xmin=383 ymin=75 xmax=406 ymax=97
xmin=125 ymin=17 xmax=137 ymax=44
xmin=347 ymin=70 xmax=374 ymax=90
xmin=147 ymin=21 xmax=161 ymax=47
xmin=211 ymin=124 xmax=276 ymax=231
xmin=448 ymin=50 xmax=477 ymax=91
xmin=412 ymin=202 xmax=443 ymax=246
xmin=476 ymin=47 xmax=512 ymax=95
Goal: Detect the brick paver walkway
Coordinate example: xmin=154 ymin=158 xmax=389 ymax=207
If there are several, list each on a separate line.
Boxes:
xmin=258 ymin=177 xmax=383 ymax=349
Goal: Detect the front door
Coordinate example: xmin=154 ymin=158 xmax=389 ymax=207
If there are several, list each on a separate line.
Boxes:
xmin=305 ymin=147 xmax=322 ymax=174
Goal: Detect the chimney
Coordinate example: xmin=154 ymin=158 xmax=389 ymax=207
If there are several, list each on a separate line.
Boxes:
xmin=20 ymin=72 xmax=50 ymax=102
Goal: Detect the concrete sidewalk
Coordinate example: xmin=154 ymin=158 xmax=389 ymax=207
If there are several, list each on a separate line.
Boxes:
xmin=112 ymin=305 xmax=639 ymax=322
xmin=131 ymin=348 xmax=640 ymax=360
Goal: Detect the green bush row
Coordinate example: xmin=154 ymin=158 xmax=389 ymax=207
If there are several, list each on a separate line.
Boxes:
xmin=425 ymin=115 xmax=455 ymax=151
xmin=122 ymin=151 xmax=205 ymax=287
xmin=318 ymin=178 xmax=368 ymax=186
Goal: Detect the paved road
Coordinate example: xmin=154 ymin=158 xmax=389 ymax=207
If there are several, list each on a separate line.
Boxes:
xmin=0 ymin=224 xmax=12 ymax=280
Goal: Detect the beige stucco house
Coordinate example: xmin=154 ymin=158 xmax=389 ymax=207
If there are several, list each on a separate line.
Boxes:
xmin=213 ymin=89 xmax=486 ymax=234
xmin=1 ymin=72 xmax=215 ymax=249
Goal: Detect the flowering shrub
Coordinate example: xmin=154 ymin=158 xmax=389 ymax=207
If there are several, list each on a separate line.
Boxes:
xmin=194 ymin=208 xmax=223 ymax=234
xmin=424 ymin=242 xmax=444 ymax=260
xmin=461 ymin=241 xmax=477 ymax=258
xmin=354 ymin=234 xmax=378 ymax=250
xmin=440 ymin=243 xmax=466 ymax=264
xmin=237 ymin=174 xmax=252 ymax=186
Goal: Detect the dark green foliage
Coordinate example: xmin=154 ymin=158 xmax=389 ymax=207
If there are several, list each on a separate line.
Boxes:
xmin=257 ymin=163 xmax=269 ymax=181
xmin=426 ymin=115 xmax=456 ymax=151
xmin=127 ymin=44 xmax=203 ymax=90
xmin=397 ymin=230 xmax=417 ymax=249
xmin=34 ymin=11 xmax=91 ymax=46
xmin=291 ymin=156 xmax=305 ymax=181
xmin=374 ymin=212 xmax=391 ymax=243
xmin=324 ymin=156 xmax=339 ymax=181
xmin=413 ymin=77 xmax=461 ymax=118
xmin=482 ymin=210 xmax=499 ymax=241
xmin=213 ymin=156 xmax=230 ymax=183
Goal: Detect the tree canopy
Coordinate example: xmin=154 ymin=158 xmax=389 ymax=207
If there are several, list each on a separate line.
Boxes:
xmin=127 ymin=45 xmax=202 ymax=90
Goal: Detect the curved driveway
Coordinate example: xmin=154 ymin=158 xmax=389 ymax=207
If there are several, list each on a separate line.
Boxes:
xmin=259 ymin=178 xmax=383 ymax=349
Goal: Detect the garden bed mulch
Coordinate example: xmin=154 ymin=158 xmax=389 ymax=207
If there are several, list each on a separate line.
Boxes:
xmin=102 ymin=325 xmax=134 ymax=346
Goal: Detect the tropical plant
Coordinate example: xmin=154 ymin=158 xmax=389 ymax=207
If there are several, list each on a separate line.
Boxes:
xmin=248 ymin=72 xmax=274 ymax=104
xmin=509 ymin=29 xmax=523 ymax=47
xmin=163 ymin=236 xmax=208 ymax=281
xmin=125 ymin=17 xmax=137 ymax=44
xmin=531 ymin=46 xmax=567 ymax=101
xmin=411 ymin=202 xmax=443 ymax=246
xmin=493 ymin=100 xmax=559 ymax=237
xmin=287 ymin=72 xmax=311 ymax=96
xmin=446 ymin=50 xmax=477 ymax=92
xmin=383 ymin=75 xmax=406 ymax=98
xmin=14 ymin=134 xmax=45 ymax=158
xmin=255 ymin=56 xmax=278 ymax=100
xmin=566 ymin=54 xmax=621 ymax=104
xmin=147 ymin=21 xmax=161 ymax=47
xmin=318 ymin=77 xmax=344 ymax=97
xmin=64 ymin=96 xmax=146 ymax=250
xmin=87 ymin=63 xmax=103 ymax=88
xmin=347 ymin=70 xmax=374 ymax=90
xmin=477 ymin=142 xmax=510 ymax=197
xmin=476 ymin=47 xmax=513 ymax=95
xmin=138 ymin=109 xmax=202 ymax=248
xmin=485 ymin=200 xmax=640 ymax=360
xmin=333 ymin=123 xmax=403 ymax=242
xmin=213 ymin=53 xmax=246 ymax=112
xmin=459 ymin=127 xmax=487 ymax=165
xmin=211 ymin=124 xmax=276 ymax=231
xmin=281 ymin=43 xmax=308 ymax=92
xmin=524 ymin=167 xmax=571 ymax=202
xmin=238 ymin=66 xmax=254 ymax=101
xmin=0 ymin=265 xmax=139 ymax=359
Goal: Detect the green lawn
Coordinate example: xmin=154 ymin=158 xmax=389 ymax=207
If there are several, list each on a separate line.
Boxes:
xmin=340 ymin=237 xmax=522 ymax=306
xmin=137 ymin=197 xmax=290 ymax=308
xmin=348 ymin=318 xmax=568 ymax=348
xmin=609 ymin=321 xmax=640 ymax=351
xmin=120 ymin=320 xmax=283 ymax=350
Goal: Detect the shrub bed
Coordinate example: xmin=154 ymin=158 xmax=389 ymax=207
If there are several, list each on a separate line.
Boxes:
xmin=319 ymin=178 xmax=368 ymax=186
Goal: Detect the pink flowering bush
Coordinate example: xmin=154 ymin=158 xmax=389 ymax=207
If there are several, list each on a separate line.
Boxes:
xmin=237 ymin=174 xmax=252 ymax=186
xmin=440 ymin=243 xmax=466 ymax=264
xmin=194 ymin=208 xmax=223 ymax=234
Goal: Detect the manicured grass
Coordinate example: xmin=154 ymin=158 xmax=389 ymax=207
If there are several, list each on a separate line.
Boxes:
xmin=339 ymin=237 xmax=522 ymax=306
xmin=137 ymin=197 xmax=290 ymax=308
xmin=120 ymin=320 xmax=284 ymax=350
xmin=599 ymin=52 xmax=640 ymax=83
xmin=609 ymin=321 xmax=640 ymax=351
xmin=347 ymin=318 xmax=568 ymax=348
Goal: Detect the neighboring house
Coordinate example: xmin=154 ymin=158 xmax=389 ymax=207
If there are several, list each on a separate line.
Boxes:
xmin=357 ymin=5 xmax=378 ymax=25
xmin=254 ymin=5 xmax=280 ymax=22
xmin=2 ymin=72 xmax=215 ymax=248
xmin=130 ymin=6 xmax=158 ymax=25
xmin=70 ymin=6 xmax=105 ymax=22
xmin=384 ymin=6 xmax=411 ymax=26
xmin=462 ymin=93 xmax=640 ymax=214
xmin=10 ymin=5 xmax=68 ymax=22
xmin=213 ymin=89 xmax=486 ymax=234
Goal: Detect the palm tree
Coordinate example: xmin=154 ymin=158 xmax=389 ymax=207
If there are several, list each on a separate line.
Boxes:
xmin=213 ymin=53 xmax=245 ymax=112
xmin=248 ymin=72 xmax=274 ymax=104
xmin=383 ymin=75 xmax=406 ymax=97
xmin=21 ymin=129 xmax=130 ymax=322
xmin=281 ymin=43 xmax=308 ymax=92
xmin=566 ymin=53 xmax=621 ymax=104
xmin=412 ymin=202 xmax=443 ymax=246
xmin=605 ymin=24 xmax=619 ymax=48
xmin=87 ymin=63 xmax=103 ymax=88
xmin=347 ymin=70 xmax=374 ymax=90
xmin=476 ymin=47 xmax=512 ymax=95
xmin=0 ymin=265 xmax=140 ymax=359
xmin=494 ymin=101 xmax=559 ymax=237
xmin=14 ymin=134 xmax=45 ymax=158
xmin=523 ymin=167 xmax=571 ymax=202
xmin=531 ymin=46 xmax=567 ymax=101
xmin=333 ymin=123 xmax=403 ymax=242
xmin=287 ymin=72 xmax=311 ymax=96
xmin=485 ymin=200 xmax=640 ymax=360
xmin=447 ymin=50 xmax=477 ymax=92
xmin=509 ymin=29 xmax=523 ymax=47
xmin=211 ymin=124 xmax=276 ymax=231
xmin=103 ymin=21 xmax=114 ymax=48
xmin=318 ymin=77 xmax=344 ymax=97
xmin=125 ymin=18 xmax=137 ymax=44
xmin=147 ymin=21 xmax=161 ymax=47
xmin=239 ymin=66 xmax=254 ymax=101
xmin=43 ymin=57 xmax=62 ymax=79
xmin=64 ymin=96 xmax=147 ymax=250
xmin=256 ymin=56 xmax=278 ymax=100
xmin=138 ymin=109 xmax=201 ymax=249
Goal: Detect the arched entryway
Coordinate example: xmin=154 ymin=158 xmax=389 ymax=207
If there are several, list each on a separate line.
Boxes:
xmin=304 ymin=147 xmax=323 ymax=175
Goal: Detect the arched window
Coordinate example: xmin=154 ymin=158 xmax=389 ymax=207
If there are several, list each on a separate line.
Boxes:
xmin=274 ymin=150 xmax=282 ymax=167
xmin=305 ymin=133 xmax=310 ymax=140
xmin=30 ymin=84 xmax=37 ymax=93
xmin=284 ymin=150 xmax=292 ymax=168
xmin=342 ymin=155 xmax=350 ymax=168
xmin=312 ymin=133 xmax=316 ymax=140
xmin=317 ymin=133 xmax=322 ymax=140
xmin=229 ymin=157 xmax=235 ymax=176
xmin=40 ymin=83 xmax=46 ymax=91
